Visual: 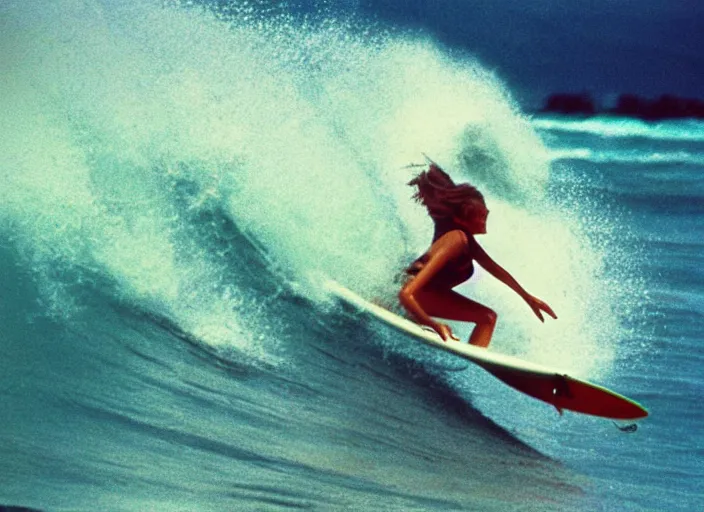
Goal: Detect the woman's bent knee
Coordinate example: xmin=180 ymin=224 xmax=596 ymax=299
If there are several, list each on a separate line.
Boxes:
xmin=482 ymin=308 xmax=498 ymax=326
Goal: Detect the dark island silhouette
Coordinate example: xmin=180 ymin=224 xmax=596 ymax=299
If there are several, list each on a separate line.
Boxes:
xmin=540 ymin=93 xmax=704 ymax=121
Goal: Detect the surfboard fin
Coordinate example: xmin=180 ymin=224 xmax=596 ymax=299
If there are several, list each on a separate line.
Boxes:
xmin=551 ymin=375 xmax=570 ymax=416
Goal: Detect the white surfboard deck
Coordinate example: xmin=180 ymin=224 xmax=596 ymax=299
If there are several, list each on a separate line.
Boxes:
xmin=325 ymin=280 xmax=648 ymax=420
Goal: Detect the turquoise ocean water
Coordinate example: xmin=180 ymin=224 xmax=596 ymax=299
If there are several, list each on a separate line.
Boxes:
xmin=2 ymin=2 xmax=702 ymax=510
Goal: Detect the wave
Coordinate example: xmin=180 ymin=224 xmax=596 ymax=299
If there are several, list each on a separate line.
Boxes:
xmin=0 ymin=0 xmax=641 ymax=381
xmin=549 ymin=147 xmax=704 ymax=166
xmin=0 ymin=2 xmax=656 ymax=509
xmin=533 ymin=115 xmax=704 ymax=142
xmin=0 ymin=0 xmax=652 ymax=478
xmin=0 ymin=220 xmax=589 ymax=511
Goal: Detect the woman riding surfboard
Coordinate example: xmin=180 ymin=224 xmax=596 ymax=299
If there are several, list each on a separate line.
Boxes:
xmin=399 ymin=161 xmax=557 ymax=347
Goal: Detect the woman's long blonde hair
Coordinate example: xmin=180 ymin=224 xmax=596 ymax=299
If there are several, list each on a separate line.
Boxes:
xmin=408 ymin=164 xmax=485 ymax=220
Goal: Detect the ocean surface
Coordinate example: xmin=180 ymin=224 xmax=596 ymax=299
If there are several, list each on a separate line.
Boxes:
xmin=2 ymin=2 xmax=703 ymax=511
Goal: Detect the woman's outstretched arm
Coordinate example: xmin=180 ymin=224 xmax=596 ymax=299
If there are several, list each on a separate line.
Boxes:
xmin=473 ymin=242 xmax=557 ymax=322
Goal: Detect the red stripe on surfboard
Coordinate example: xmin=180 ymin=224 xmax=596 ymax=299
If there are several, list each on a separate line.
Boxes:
xmin=482 ymin=366 xmax=648 ymax=420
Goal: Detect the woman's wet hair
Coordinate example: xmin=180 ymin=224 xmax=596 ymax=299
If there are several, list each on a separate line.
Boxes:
xmin=408 ymin=164 xmax=485 ymax=220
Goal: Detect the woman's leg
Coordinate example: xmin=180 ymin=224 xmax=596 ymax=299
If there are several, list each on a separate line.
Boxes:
xmin=415 ymin=288 xmax=497 ymax=347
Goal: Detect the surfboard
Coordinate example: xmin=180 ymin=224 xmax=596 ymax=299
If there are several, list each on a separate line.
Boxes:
xmin=325 ymin=280 xmax=648 ymax=421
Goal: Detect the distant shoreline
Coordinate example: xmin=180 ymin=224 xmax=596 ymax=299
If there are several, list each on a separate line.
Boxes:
xmin=537 ymin=93 xmax=704 ymax=122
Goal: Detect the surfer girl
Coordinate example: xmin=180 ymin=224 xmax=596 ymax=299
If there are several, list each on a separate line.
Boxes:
xmin=398 ymin=163 xmax=557 ymax=347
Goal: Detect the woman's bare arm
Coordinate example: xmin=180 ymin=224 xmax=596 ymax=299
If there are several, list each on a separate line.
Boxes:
xmin=473 ymin=241 xmax=557 ymax=322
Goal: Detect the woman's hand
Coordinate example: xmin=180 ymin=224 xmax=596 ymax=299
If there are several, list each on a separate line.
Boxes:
xmin=525 ymin=295 xmax=557 ymax=322
xmin=434 ymin=322 xmax=460 ymax=342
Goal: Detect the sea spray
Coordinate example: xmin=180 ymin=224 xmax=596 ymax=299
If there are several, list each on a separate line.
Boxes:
xmin=0 ymin=0 xmax=634 ymax=376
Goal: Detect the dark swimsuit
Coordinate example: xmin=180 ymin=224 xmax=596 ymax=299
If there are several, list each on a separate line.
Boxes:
xmin=405 ymin=218 xmax=480 ymax=290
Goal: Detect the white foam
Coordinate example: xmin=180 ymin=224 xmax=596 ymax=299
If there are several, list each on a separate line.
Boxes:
xmin=1 ymin=0 xmax=636 ymax=376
